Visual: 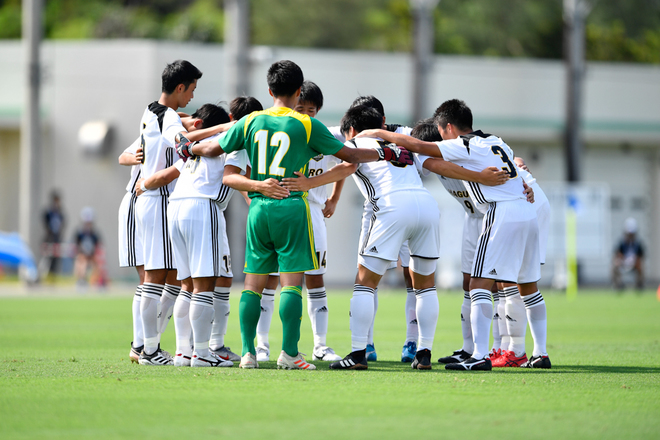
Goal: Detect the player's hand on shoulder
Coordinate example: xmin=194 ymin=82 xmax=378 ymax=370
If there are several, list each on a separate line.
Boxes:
xmin=281 ymin=171 xmax=312 ymax=192
xmin=479 ymin=166 xmax=508 ymax=186
xmin=175 ymin=134 xmax=197 ymax=161
xmin=260 ymin=178 xmax=290 ymax=200
xmin=522 ymin=181 xmax=535 ymax=203
xmin=376 ymin=143 xmax=414 ymax=166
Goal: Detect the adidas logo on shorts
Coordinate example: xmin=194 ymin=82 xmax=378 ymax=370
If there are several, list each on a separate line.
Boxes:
xmin=488 ymin=269 xmax=497 ymax=275
xmin=369 ymin=246 xmax=378 ymax=253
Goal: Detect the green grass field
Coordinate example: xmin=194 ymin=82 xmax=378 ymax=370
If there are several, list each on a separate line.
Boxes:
xmin=1 ymin=286 xmax=658 ymax=440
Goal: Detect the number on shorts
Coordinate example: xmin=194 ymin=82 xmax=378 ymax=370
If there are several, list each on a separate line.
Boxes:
xmin=255 ymin=129 xmax=291 ymax=177
xmin=491 ymin=145 xmax=518 ymax=178
xmin=316 ymin=251 xmax=327 ymax=268
xmin=222 ymin=255 xmax=231 ymax=273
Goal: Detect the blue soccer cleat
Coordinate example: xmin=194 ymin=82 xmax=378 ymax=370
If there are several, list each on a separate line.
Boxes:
xmin=365 ymin=343 xmax=377 ymax=361
xmin=401 ymin=340 xmax=417 ymax=363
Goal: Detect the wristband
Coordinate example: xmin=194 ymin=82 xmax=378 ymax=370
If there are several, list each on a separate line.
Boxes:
xmin=140 ymin=181 xmax=147 ymax=192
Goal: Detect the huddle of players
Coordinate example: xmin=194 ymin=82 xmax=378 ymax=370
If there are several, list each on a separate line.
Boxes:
xmin=119 ymin=58 xmax=550 ymax=371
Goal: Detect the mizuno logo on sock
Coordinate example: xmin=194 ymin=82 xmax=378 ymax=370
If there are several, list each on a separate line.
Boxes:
xmin=488 ymin=269 xmax=497 ymax=275
xmin=369 ymin=246 xmax=378 ymax=253
xmin=505 ymin=314 xmax=516 ymax=322
xmin=261 ymin=307 xmax=267 ymax=312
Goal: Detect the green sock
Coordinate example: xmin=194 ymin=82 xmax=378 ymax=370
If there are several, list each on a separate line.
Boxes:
xmin=279 ymin=286 xmax=303 ymax=357
xmin=239 ymin=290 xmax=262 ymax=356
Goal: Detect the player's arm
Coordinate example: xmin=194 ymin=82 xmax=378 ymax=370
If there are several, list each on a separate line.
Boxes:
xmin=175 ymin=135 xmax=226 ymax=159
xmin=323 ymin=178 xmax=346 ymax=218
xmin=118 ymin=148 xmax=142 ymax=166
xmin=179 ymin=121 xmax=236 ymax=143
xmin=522 ymin=180 xmax=534 ymax=203
xmin=356 ymin=129 xmax=441 ymax=157
xmin=222 ymin=165 xmax=290 ymax=200
xmin=422 ymin=158 xmax=507 ymax=186
xmin=281 ymin=163 xmax=357 ymax=192
xmin=135 ymin=166 xmax=180 ymax=196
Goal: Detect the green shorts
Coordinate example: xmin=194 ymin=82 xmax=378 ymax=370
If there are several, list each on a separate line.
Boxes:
xmin=244 ymin=196 xmax=318 ymax=275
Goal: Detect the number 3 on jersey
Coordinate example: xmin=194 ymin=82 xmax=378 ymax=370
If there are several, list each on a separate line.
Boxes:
xmin=491 ymin=145 xmax=518 ymax=178
xmin=255 ymin=129 xmax=290 ymax=177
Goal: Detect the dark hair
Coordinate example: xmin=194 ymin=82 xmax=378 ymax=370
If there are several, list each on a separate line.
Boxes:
xmin=350 ymin=95 xmax=385 ymax=117
xmin=340 ymin=105 xmax=383 ymax=136
xmin=267 ymin=60 xmax=304 ymax=97
xmin=161 ymin=60 xmax=203 ymax=94
xmin=299 ymin=80 xmax=324 ymax=110
xmin=433 ymin=99 xmax=473 ymax=132
xmin=411 ymin=118 xmax=443 ymax=142
xmin=230 ymin=96 xmax=264 ymax=120
xmin=191 ymin=104 xmax=230 ymax=128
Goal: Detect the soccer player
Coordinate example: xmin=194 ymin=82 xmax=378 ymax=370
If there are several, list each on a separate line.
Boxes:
xmin=254 ymin=80 xmax=343 ymax=363
xmin=118 ymin=138 xmax=146 ymax=363
xmin=283 ymin=106 xmax=507 ymax=370
xmin=358 ymin=99 xmax=550 ymax=371
xmin=134 ymin=59 xmax=202 ymax=366
xmin=175 ymin=60 xmax=414 ymax=370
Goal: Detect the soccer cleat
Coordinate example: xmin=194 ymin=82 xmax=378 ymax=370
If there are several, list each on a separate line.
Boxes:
xmin=329 ymin=351 xmax=368 ymax=370
xmin=365 ymin=343 xmax=377 ymax=361
xmin=239 ymin=352 xmax=259 ymax=369
xmin=138 ymin=345 xmax=173 ymax=366
xmin=211 ymin=346 xmax=241 ymax=362
xmin=492 ymin=350 xmax=528 ymax=368
xmin=522 ymin=354 xmax=552 ymax=369
xmin=489 ymin=348 xmax=503 ymax=364
xmin=276 ymin=351 xmax=316 ymax=370
xmin=445 ymin=356 xmax=492 ymax=371
xmin=256 ymin=346 xmax=270 ymax=362
xmin=437 ymin=349 xmax=472 ymax=364
xmin=129 ymin=343 xmax=143 ymax=363
xmin=401 ymin=340 xmax=417 ymax=363
xmin=173 ymin=352 xmax=192 ymax=367
xmin=312 ymin=346 xmax=342 ymax=361
xmin=191 ymin=351 xmax=234 ymax=368
xmin=411 ymin=348 xmax=432 ymax=370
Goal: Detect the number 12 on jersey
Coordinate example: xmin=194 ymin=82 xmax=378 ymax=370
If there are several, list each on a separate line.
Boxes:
xmin=255 ymin=130 xmax=290 ymax=177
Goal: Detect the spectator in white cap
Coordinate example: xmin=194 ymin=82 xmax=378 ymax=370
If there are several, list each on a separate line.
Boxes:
xmin=612 ymin=217 xmax=644 ymax=290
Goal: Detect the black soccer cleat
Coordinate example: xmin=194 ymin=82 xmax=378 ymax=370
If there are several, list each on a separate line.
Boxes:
xmin=438 ymin=349 xmax=472 ymax=364
xmin=411 ymin=349 xmax=432 ymax=370
xmin=521 ymin=355 xmax=551 ymax=369
xmin=445 ymin=356 xmax=492 ymax=371
xmin=329 ymin=350 xmax=368 ymax=370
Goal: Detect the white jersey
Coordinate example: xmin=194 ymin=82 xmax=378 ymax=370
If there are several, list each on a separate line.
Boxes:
xmin=347 ymin=137 xmax=428 ymax=203
xmin=169 ymin=133 xmax=249 ymax=210
xmin=139 ymin=101 xmax=185 ymax=197
xmin=306 ymin=153 xmax=340 ymax=206
xmin=436 ymin=131 xmax=526 ymax=212
xmin=123 ymin=138 xmax=142 ymax=194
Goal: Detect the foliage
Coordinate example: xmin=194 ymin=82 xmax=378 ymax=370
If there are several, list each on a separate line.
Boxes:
xmin=2 ymin=0 xmax=659 ymax=63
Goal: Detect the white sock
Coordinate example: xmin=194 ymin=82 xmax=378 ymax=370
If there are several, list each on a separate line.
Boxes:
xmin=140 ymin=282 xmax=164 ymax=355
xmin=350 ymin=285 xmax=375 ymax=352
xmin=132 ymin=286 xmax=144 ymax=347
xmin=256 ymin=288 xmax=275 ymax=349
xmin=503 ymin=286 xmax=527 ymax=356
xmin=491 ymin=291 xmax=501 ymax=351
xmin=174 ymin=291 xmax=192 ymax=356
xmin=497 ymin=290 xmax=510 ymax=352
xmin=460 ymin=290 xmax=473 ymax=353
xmin=210 ymin=287 xmax=231 ymax=350
xmin=469 ymin=288 xmax=493 ymax=360
xmin=523 ymin=291 xmax=548 ymax=357
xmin=159 ymin=284 xmax=180 ymax=334
xmin=307 ymin=287 xmax=328 ymax=348
xmin=366 ymin=288 xmax=378 ymax=345
xmin=415 ymin=287 xmax=439 ymax=351
xmin=190 ymin=291 xmax=214 ymax=358
xmin=405 ymin=287 xmax=418 ymax=344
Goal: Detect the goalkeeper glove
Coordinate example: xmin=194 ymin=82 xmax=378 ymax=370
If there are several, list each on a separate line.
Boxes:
xmin=175 ymin=134 xmax=197 ymax=161
xmin=375 ymin=143 xmax=414 ymax=166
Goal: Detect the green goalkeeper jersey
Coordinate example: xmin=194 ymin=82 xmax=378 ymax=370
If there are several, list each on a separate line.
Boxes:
xmin=219 ymin=107 xmax=345 ymax=198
